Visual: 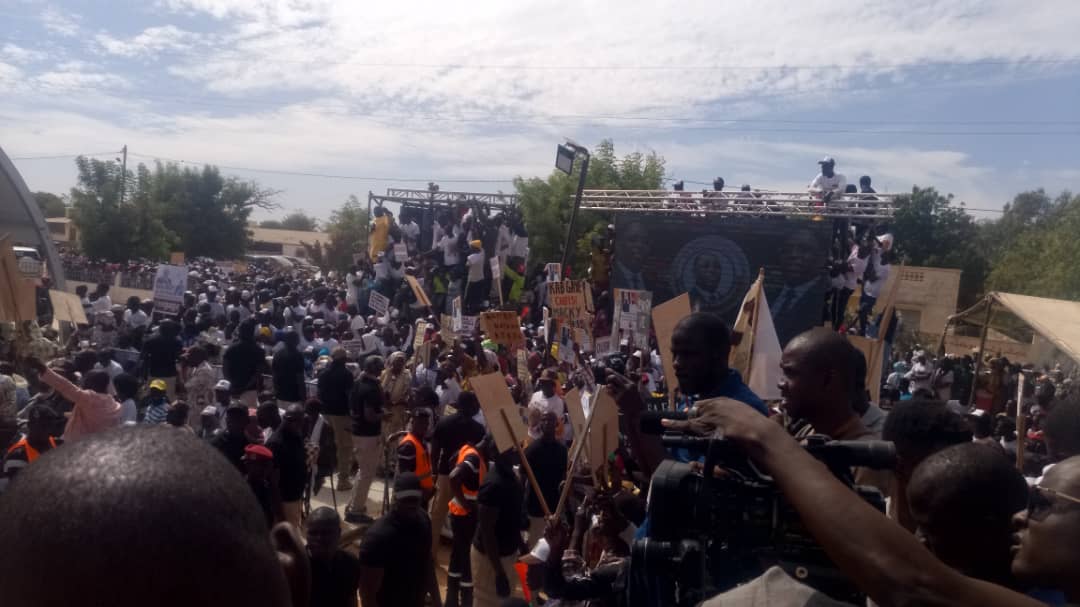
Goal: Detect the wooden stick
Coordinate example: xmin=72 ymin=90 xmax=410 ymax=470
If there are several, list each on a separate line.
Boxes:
xmin=499 ymin=408 xmax=551 ymax=517
xmin=1016 ymin=372 xmax=1027 ymax=472
xmin=553 ymin=398 xmax=599 ymax=521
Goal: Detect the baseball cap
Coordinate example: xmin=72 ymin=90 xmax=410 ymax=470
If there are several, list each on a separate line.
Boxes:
xmin=214 ymin=379 xmax=231 ymax=392
xmin=818 ymin=156 xmax=836 ymax=165
xmin=244 ymin=444 xmax=273 ymax=461
xmin=149 ymin=379 xmax=167 ymax=392
xmin=201 ymin=405 xmax=218 ymax=417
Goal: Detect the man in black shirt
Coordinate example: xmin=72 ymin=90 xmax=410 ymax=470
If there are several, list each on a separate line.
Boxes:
xmin=430 ymin=391 xmax=486 ymax=553
xmin=267 ymin=404 xmax=308 ymax=528
xmin=346 ymin=355 xmax=385 ymax=524
xmin=359 ymin=472 xmax=442 ymax=607
xmin=318 ymin=347 xmax=355 ymax=491
xmin=223 ymin=319 xmax=268 ymax=407
xmin=307 ymin=506 xmax=360 ymax=607
xmin=141 ymin=319 xmax=182 ymax=399
xmin=211 ymin=404 xmax=252 ymax=473
xmin=471 ymin=448 xmax=524 ymax=607
xmin=524 ymin=411 xmax=567 ymax=548
xmin=272 ymin=331 xmax=306 ymax=407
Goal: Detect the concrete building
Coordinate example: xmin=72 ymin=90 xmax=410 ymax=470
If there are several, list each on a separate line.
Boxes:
xmin=247 ymin=226 xmax=329 ymax=259
xmin=893 ymin=265 xmax=962 ymax=339
xmin=46 ymin=217 xmax=77 ymax=245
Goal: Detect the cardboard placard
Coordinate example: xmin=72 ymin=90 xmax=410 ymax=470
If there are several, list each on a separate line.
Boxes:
xmin=470 ymin=372 xmax=528 ymax=454
xmin=612 ymin=288 xmax=652 ymax=349
xmin=440 ymin=314 xmax=456 ymax=339
xmin=558 ymin=325 xmax=576 ymax=364
xmin=460 ymin=315 xmax=478 ymax=335
xmin=575 ymin=327 xmax=593 ymax=353
xmin=594 ymin=336 xmax=613 ymax=357
xmin=341 ymin=339 xmax=366 ymax=360
xmin=545 ymin=262 xmax=561 ymax=282
xmin=412 ymin=319 xmax=428 ymax=350
xmin=481 ymin=311 xmax=524 ymax=348
xmin=548 ymin=279 xmax=590 ymax=330
xmin=170 ymin=251 xmax=185 ymax=265
xmin=516 ymin=348 xmax=530 ymax=384
xmin=451 ymin=296 xmax=462 ymax=332
xmin=152 ymin=264 xmax=188 ymax=316
xmin=588 ymin=390 xmax=619 ymax=480
xmin=0 ymin=235 xmax=37 ymax=322
xmin=652 ymin=293 xmax=691 ymax=408
xmin=405 ymin=275 xmax=431 ymax=307
xmin=393 ymin=243 xmax=408 ymax=262
xmin=50 ymin=289 xmax=88 ymax=325
xmin=368 ymin=290 xmax=390 ymax=315
xmin=564 ymin=387 xmax=586 ymax=445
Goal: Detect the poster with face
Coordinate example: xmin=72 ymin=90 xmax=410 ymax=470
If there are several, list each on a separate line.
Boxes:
xmin=612 ymin=215 xmax=830 ymax=345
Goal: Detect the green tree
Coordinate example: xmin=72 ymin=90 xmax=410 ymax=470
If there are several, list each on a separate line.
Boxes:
xmin=69 ymin=156 xmax=139 ymax=260
xmin=986 ymin=191 xmax=1080 ymax=299
xmin=305 ymin=195 xmax=368 ymax=272
xmin=155 ymin=162 xmax=278 ymax=259
xmin=260 ymin=211 xmax=318 ymax=231
xmin=514 ymin=139 xmax=665 ymax=274
xmin=890 ymin=186 xmax=988 ymax=308
xmin=33 ymin=191 xmax=67 ymax=218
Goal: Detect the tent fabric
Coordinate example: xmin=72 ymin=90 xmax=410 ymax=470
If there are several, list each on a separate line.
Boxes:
xmin=951 ymin=291 xmax=1080 ymax=366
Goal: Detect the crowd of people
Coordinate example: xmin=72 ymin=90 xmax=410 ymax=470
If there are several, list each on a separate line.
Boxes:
xmin=2 ymin=185 xmax=1080 ymax=607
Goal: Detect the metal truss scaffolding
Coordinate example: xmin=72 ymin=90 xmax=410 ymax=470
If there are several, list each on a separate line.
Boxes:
xmin=577 ymin=189 xmax=897 ymax=219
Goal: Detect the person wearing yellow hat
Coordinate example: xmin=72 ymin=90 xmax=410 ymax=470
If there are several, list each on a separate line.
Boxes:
xmin=464 ymin=239 xmax=487 ymax=314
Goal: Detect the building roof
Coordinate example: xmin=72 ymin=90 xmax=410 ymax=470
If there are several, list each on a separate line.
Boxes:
xmin=953 ymin=291 xmax=1080 ymax=366
xmin=45 ymin=217 xmax=71 ymax=223
xmin=247 ymin=226 xmax=329 ymax=247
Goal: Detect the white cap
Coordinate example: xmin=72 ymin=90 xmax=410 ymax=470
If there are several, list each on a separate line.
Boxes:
xmin=214 ymin=379 xmax=231 ymax=391
xmin=818 ymin=156 xmax=836 ymax=165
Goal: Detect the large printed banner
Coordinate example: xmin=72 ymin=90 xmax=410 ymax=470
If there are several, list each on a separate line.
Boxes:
xmin=612 ymin=214 xmax=831 ymax=345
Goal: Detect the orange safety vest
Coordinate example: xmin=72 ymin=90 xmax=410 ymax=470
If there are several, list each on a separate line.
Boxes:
xmin=6 ymin=436 xmax=57 ymax=463
xmin=399 ymin=432 xmax=433 ymax=491
xmin=448 ymin=444 xmax=486 ymax=517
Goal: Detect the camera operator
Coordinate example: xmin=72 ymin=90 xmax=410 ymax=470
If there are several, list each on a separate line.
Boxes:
xmin=663 ymin=398 xmax=1079 ymax=606
xmin=608 ymin=313 xmax=767 ymax=477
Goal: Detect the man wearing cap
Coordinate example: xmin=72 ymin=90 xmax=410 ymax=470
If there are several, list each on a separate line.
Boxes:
xmin=266 ymin=404 xmax=308 ymax=528
xmin=359 ymin=471 xmax=442 ymax=607
xmin=243 ymin=443 xmax=283 ymax=528
xmin=464 ymin=240 xmax=486 ymax=312
xmin=346 ymin=355 xmax=386 ymax=524
xmin=809 ymin=156 xmax=847 ymax=203
xmin=317 ymin=346 xmax=355 ymax=491
xmin=527 ymin=368 xmax=567 ymax=442
xmin=211 ymin=404 xmax=252 ymax=472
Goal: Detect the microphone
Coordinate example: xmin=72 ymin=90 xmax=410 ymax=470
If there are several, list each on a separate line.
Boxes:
xmin=639 ymin=410 xmax=687 ymax=435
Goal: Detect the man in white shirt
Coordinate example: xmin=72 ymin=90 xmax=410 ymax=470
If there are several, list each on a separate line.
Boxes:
xmin=527 ymin=369 xmax=568 ymax=442
xmin=808 ymin=156 xmax=847 ymax=203
xmin=858 ymin=250 xmax=892 ymax=336
xmin=464 ymin=240 xmax=486 ymax=311
xmin=439 ymin=224 xmax=462 ymax=268
xmin=402 ymin=217 xmax=421 ymax=254
xmin=90 ymin=284 xmax=112 ymax=315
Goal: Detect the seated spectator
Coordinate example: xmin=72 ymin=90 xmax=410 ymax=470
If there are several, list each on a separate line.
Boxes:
xmin=808 ymin=156 xmax=847 ymax=203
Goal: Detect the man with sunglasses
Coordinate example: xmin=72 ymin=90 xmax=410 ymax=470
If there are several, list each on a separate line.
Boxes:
xmin=665 ymin=397 xmax=1080 ymax=606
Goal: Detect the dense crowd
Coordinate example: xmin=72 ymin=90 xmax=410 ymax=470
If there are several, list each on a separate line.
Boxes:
xmin=2 ymin=175 xmax=1080 ymax=607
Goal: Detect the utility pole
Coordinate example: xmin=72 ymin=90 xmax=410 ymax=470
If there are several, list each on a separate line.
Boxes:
xmin=118 ymin=145 xmax=128 ymax=205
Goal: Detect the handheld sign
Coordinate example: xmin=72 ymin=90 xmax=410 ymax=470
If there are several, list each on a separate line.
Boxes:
xmin=393 ymin=243 xmax=408 ymax=262
xmin=368 ymin=290 xmax=390 ymax=315
xmin=480 ymin=311 xmax=524 ymax=349
xmin=153 ymin=264 xmax=188 ymax=316
xmin=451 ymin=296 xmax=463 ymax=332
xmin=652 ymin=293 xmax=691 ymax=409
xmin=405 ymin=275 xmax=432 ymax=307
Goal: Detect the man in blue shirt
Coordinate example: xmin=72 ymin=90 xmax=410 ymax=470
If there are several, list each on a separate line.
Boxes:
xmin=608 ymin=312 xmax=766 ymax=478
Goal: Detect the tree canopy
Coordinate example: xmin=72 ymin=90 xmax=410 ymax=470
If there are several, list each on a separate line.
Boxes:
xmin=514 ymin=139 xmax=665 ymax=273
xmin=33 ymin=191 xmax=67 ymax=218
xmin=67 ymin=156 xmax=277 ymax=261
xmin=260 ymin=211 xmax=319 ymax=231
xmin=302 ymin=195 xmax=367 ymax=272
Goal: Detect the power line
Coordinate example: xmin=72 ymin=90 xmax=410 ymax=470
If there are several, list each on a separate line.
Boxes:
xmin=11 ymin=150 xmax=120 ymax=160
xmin=125 ymin=151 xmax=514 ymax=183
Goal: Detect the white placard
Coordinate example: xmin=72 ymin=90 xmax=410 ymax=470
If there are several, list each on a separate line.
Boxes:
xmin=368 ymin=290 xmax=390 ymax=315
xmin=153 ymin=264 xmax=188 ymax=315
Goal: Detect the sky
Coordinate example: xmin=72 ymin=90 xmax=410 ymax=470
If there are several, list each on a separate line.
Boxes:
xmin=3 ymin=0 xmax=1080 ymax=223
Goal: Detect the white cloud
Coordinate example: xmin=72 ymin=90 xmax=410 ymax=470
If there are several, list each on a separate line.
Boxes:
xmin=34 ymin=60 xmax=130 ymax=91
xmin=95 ymin=25 xmax=200 ymax=58
xmin=40 ymin=6 xmax=80 ymax=37
xmin=2 ymin=44 xmax=48 ymax=65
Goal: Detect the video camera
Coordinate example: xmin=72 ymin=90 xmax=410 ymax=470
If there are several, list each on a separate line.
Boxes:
xmin=627 ymin=415 xmax=895 ymax=607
